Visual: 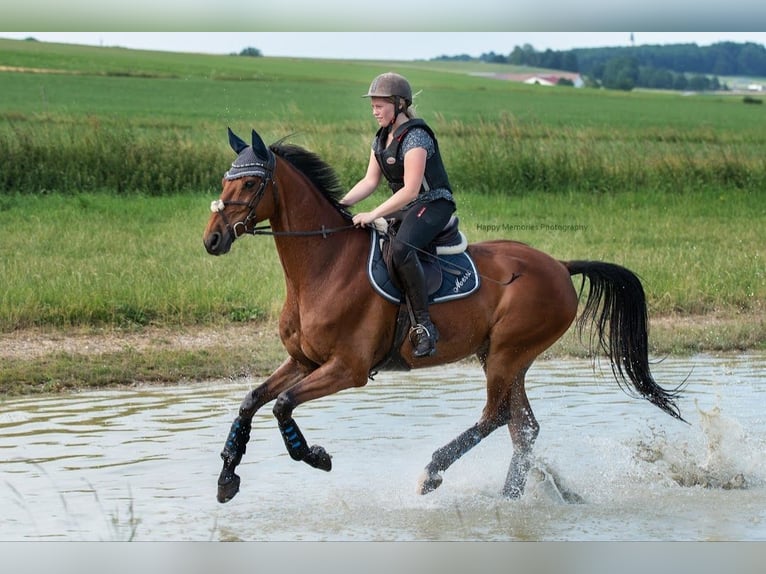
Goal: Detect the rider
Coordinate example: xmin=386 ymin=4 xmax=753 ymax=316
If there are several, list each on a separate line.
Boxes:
xmin=341 ymin=72 xmax=456 ymax=358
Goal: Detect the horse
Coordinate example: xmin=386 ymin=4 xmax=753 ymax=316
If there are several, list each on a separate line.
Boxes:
xmin=203 ymin=128 xmax=685 ymax=504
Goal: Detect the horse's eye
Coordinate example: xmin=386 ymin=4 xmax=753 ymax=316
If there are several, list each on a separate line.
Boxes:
xmin=244 ymin=180 xmax=256 ymax=189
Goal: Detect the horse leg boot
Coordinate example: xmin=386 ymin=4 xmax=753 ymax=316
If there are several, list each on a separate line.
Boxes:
xmin=397 ymin=251 xmax=439 ymax=358
xmin=273 ymin=395 xmax=332 ymax=472
xmin=218 ymin=402 xmax=256 ymax=503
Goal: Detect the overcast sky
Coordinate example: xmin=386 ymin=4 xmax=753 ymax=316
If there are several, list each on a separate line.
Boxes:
xmin=3 ymin=32 xmax=766 ymax=61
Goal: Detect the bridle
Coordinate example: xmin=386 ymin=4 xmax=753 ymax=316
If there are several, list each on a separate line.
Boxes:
xmin=210 ymin=174 xmax=275 ymax=239
xmin=210 ymin=152 xmax=356 ymax=239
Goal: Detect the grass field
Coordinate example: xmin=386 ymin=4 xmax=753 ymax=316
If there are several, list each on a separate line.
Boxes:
xmin=0 ymin=38 xmax=763 ymax=393
xmin=2 ymin=38 xmax=765 ymax=196
xmin=0 ymin=188 xmax=761 ymax=330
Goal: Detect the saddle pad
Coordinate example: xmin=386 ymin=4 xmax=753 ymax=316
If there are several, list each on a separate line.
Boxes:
xmin=366 ymin=230 xmax=480 ymax=305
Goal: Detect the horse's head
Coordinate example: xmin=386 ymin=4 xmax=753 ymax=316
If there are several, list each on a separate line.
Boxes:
xmin=203 ymin=128 xmax=277 ymax=255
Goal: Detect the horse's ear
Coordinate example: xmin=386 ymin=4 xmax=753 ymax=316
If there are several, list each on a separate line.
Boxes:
xmin=228 ymin=128 xmax=248 ymax=154
xmin=250 ymin=129 xmax=271 ymax=161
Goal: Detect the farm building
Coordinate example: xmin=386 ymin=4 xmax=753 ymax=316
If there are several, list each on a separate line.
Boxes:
xmin=482 ymin=72 xmax=584 ymax=88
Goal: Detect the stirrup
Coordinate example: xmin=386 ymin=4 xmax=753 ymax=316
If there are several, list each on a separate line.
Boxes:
xmin=409 ymin=323 xmax=437 ymax=357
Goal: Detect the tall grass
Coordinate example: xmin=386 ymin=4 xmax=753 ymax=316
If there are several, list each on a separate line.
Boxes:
xmin=2 ymin=112 xmax=765 ymax=196
xmin=0 ymin=188 xmax=761 ymax=332
xmin=2 ymin=45 xmax=766 ymax=196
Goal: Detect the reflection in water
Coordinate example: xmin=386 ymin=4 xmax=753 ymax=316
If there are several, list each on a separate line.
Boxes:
xmin=1 ymin=353 xmax=765 ymax=541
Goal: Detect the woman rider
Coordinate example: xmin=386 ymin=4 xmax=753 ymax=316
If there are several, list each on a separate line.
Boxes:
xmin=341 ymin=72 xmax=456 ymax=358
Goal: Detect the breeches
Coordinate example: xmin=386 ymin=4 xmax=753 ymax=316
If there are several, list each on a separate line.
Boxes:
xmin=390 ymin=199 xmax=455 ymax=267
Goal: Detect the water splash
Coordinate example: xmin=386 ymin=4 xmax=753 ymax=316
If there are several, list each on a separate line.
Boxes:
xmin=522 ymin=463 xmax=586 ymax=504
xmin=634 ymin=399 xmax=761 ymax=490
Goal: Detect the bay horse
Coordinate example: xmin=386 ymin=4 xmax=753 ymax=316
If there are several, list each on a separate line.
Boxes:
xmin=203 ymin=128 xmax=685 ymax=504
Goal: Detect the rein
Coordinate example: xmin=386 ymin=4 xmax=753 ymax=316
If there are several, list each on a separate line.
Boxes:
xmin=249 ymin=224 xmax=356 ymax=238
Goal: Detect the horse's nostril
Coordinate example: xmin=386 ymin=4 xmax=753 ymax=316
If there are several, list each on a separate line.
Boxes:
xmin=205 ymin=232 xmax=221 ymax=254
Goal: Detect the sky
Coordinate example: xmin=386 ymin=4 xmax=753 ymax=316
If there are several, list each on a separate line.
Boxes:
xmin=2 ymin=32 xmax=766 ymax=61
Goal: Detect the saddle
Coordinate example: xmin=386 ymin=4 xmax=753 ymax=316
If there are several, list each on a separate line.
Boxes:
xmin=367 ymin=215 xmax=480 ymax=305
xmin=366 ymin=216 xmax=480 ymax=374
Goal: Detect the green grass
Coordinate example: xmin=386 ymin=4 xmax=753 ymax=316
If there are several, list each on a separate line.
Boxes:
xmin=3 ymin=37 xmax=766 ymax=197
xmin=0 ymin=188 xmax=761 ymax=333
xmin=459 ymin=189 xmax=764 ymax=315
xmin=0 ymin=37 xmax=763 ymax=337
xmin=0 ymin=193 xmax=283 ymax=329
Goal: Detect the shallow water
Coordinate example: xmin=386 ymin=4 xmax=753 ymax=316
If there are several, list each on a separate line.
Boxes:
xmin=1 ymin=353 xmax=765 ymax=541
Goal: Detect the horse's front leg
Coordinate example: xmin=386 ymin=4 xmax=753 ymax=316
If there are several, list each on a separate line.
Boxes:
xmin=272 ymin=357 xmax=367 ymax=472
xmin=217 ymin=357 xmax=308 ymax=503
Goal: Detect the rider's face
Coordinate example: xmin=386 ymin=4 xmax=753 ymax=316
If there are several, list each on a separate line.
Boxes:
xmin=370 ymin=97 xmax=395 ymax=127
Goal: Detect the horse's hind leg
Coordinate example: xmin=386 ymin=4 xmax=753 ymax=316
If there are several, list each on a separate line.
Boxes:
xmin=418 ymin=353 xmax=538 ymax=498
xmin=418 ymin=420 xmax=501 ymax=494
xmin=501 ymin=366 xmax=539 ymax=498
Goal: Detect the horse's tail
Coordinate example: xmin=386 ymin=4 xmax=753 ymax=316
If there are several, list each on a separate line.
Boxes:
xmin=565 ymin=260 xmax=686 ymax=422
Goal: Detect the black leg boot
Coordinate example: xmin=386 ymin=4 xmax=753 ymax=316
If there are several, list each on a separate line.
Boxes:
xmin=397 ymin=251 xmax=439 ymax=358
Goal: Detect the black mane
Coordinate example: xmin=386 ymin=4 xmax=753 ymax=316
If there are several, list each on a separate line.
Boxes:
xmin=270 ymin=141 xmax=353 ymax=220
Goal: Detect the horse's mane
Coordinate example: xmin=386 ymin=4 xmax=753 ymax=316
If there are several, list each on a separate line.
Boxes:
xmin=270 ymin=140 xmax=353 ymax=221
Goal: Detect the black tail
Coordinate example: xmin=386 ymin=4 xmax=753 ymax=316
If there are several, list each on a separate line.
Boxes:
xmin=566 ymin=260 xmax=686 ymax=422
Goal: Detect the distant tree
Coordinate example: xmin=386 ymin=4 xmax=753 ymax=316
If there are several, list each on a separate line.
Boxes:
xmin=508 ymin=46 xmax=526 ymax=65
xmin=602 ymin=57 xmax=639 ymax=91
xmin=673 ymin=74 xmax=689 ymax=91
xmin=640 ymin=66 xmax=674 ymax=89
xmin=737 ymin=43 xmax=766 ymax=76
xmin=480 ymin=51 xmax=507 ymax=64
xmin=688 ymin=74 xmax=711 ymax=91
xmin=434 ymin=53 xmax=473 ymax=61
xmin=574 ymin=41 xmax=766 ymax=78
xmin=560 ymin=51 xmax=579 ymax=73
xmin=539 ymin=49 xmax=562 ymax=70
xmin=239 ymin=47 xmax=262 ymax=58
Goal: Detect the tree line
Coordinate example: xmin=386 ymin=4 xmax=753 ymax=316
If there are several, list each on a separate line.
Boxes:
xmin=434 ymin=42 xmax=766 ymax=92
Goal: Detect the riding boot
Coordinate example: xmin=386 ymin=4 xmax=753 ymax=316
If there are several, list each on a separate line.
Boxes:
xmin=397 ymin=251 xmax=439 ymax=358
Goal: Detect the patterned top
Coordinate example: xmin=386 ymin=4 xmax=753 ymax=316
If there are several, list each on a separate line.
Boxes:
xmin=373 ymin=126 xmax=455 ymax=207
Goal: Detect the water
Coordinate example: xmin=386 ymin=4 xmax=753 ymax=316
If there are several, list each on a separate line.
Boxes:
xmin=1 ymin=353 xmax=765 ymax=541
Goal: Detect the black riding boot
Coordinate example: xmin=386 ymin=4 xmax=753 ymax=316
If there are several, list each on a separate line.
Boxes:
xmin=397 ymin=251 xmax=439 ymax=358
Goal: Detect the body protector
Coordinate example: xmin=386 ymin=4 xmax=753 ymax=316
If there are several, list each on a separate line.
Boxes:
xmin=373 ymin=119 xmax=452 ymax=196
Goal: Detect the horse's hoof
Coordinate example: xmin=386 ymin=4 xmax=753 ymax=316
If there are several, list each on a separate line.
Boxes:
xmin=417 ymin=471 xmax=443 ymax=495
xmin=217 ymin=472 xmax=241 ymax=503
xmin=305 ymin=445 xmax=332 ymax=472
